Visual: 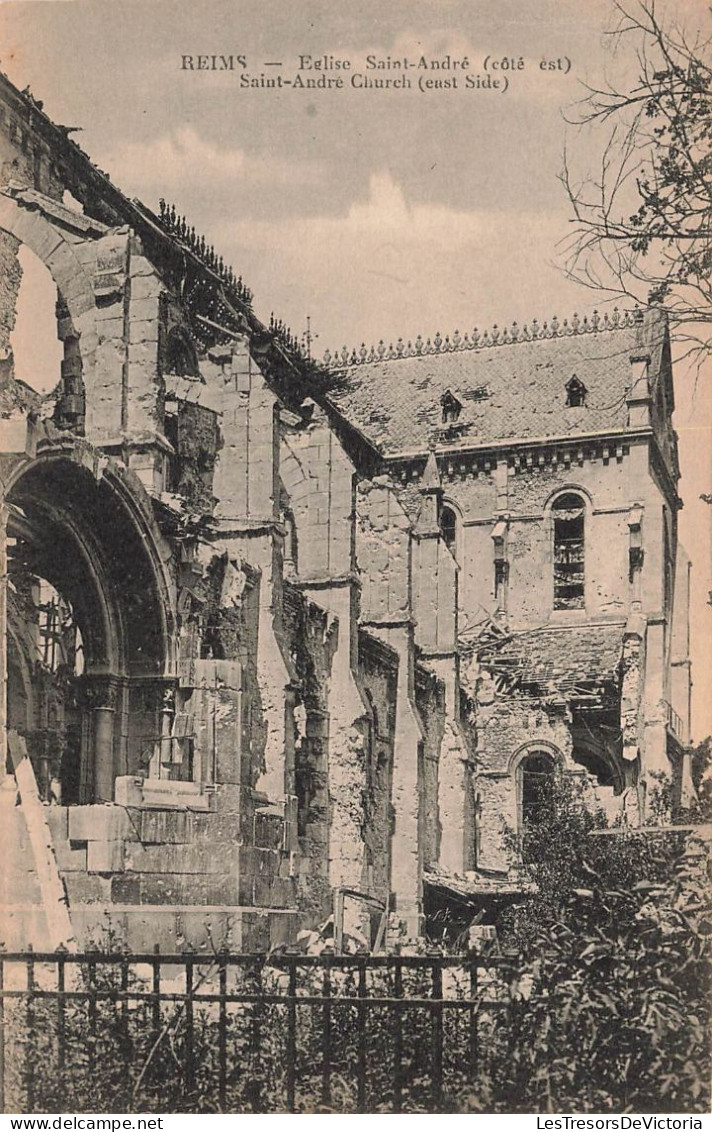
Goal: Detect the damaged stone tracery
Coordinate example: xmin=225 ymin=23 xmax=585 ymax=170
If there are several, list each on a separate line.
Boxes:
xmin=0 ymin=71 xmax=693 ymax=953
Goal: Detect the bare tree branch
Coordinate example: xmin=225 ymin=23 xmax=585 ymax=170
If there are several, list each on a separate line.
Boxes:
xmin=559 ymin=0 xmax=711 ymax=364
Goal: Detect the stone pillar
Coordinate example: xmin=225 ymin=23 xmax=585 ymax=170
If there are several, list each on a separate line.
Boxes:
xmin=301 ymin=578 xmax=369 ymax=902
xmin=88 ymin=678 xmax=118 ymax=803
xmin=412 ymin=455 xmax=472 ymax=876
xmin=628 ymin=505 xmax=644 ymax=610
xmin=287 ymin=415 xmax=370 ymax=917
xmin=147 ymin=683 xmax=176 ymax=780
xmin=642 ymin=618 xmax=671 ymax=781
xmin=626 ymin=356 xmax=651 ymax=429
xmin=428 ymin=654 xmax=473 ymax=875
xmin=212 ymin=339 xmax=293 ymax=806
xmin=85 ymin=231 xmax=130 ymax=442
xmin=373 ymin=622 xmax=424 ymax=939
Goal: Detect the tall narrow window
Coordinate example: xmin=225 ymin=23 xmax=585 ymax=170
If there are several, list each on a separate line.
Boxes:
xmin=519 ymin=750 xmax=557 ymax=862
xmin=520 ymin=750 xmax=556 ymax=831
xmin=439 ymin=504 xmax=457 ymax=553
xmin=553 ymin=493 xmax=585 ymax=610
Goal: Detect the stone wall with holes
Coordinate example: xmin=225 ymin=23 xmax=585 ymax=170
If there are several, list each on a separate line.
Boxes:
xmin=466 ymin=670 xmax=574 ymax=872
xmin=414 ymin=664 xmax=447 ymax=868
xmin=358 ymin=632 xmax=399 ymax=927
xmin=429 ymin=439 xmax=651 ymax=630
xmin=0 ymin=99 xmax=65 ymax=200
xmin=282 ymin=581 xmax=337 ymax=926
xmin=394 ymin=435 xmax=676 ymax=639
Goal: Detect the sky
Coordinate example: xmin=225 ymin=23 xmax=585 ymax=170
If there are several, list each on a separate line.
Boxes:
xmin=1 ymin=0 xmax=710 ymax=737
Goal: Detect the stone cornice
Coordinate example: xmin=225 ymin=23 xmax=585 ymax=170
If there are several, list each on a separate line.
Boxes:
xmin=385 ymin=426 xmax=653 ymax=465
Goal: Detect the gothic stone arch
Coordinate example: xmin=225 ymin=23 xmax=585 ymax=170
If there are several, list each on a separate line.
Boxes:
xmin=3 ymin=448 xmax=176 ymax=803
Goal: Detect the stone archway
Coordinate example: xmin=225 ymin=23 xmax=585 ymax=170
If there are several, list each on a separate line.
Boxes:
xmin=3 ymin=450 xmax=176 ymax=803
xmin=0 ymin=190 xmax=100 ymax=430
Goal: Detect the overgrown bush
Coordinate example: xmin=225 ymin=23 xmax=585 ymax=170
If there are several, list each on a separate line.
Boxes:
xmin=7 ymin=774 xmax=710 ymax=1114
xmin=455 ymin=774 xmax=712 ymax=1113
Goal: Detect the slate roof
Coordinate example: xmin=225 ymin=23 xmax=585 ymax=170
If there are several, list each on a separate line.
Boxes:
xmin=476 ymin=624 xmax=625 ymax=696
xmin=326 ymin=312 xmax=666 ymax=457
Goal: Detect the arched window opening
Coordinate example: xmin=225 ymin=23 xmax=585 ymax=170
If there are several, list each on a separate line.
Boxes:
xmin=9 ymin=243 xmax=64 ymax=396
xmin=520 ymin=751 xmax=556 ymax=826
xmin=519 ymin=750 xmax=556 ymax=859
xmin=439 ymin=504 xmax=457 ymax=553
xmin=7 ymin=458 xmax=173 ymax=806
xmin=553 ymin=492 xmax=585 ymax=610
xmin=6 ymin=553 xmax=85 ymax=805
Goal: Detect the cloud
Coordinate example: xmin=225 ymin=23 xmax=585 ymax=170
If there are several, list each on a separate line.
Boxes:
xmin=211 ymin=170 xmax=575 ymax=352
xmin=94 ymin=126 xmax=321 ymax=202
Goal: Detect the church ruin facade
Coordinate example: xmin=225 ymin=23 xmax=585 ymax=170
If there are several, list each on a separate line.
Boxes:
xmin=0 ymin=72 xmax=693 ymax=953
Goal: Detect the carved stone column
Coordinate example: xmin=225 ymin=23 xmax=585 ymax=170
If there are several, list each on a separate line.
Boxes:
xmin=85 ymin=676 xmax=119 ymax=803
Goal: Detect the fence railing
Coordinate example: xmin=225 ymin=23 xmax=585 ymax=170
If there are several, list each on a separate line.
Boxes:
xmin=0 ymin=947 xmax=512 ymax=1114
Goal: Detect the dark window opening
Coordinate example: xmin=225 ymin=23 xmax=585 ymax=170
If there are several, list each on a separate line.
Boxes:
xmin=284 ymin=509 xmax=298 ymax=576
xmin=571 ymin=744 xmax=615 ymax=788
xmin=553 ymin=493 xmax=585 ymax=610
xmin=439 ymin=505 xmax=457 ymax=552
xmin=163 ymin=327 xmax=200 ymax=379
xmin=440 ymin=390 xmax=462 ymax=424
xmin=565 ymin=376 xmax=587 ymax=408
xmin=520 ymin=751 xmax=556 ymax=857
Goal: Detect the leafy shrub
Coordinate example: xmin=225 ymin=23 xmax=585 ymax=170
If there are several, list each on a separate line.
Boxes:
xmin=458 ymin=774 xmax=712 ymax=1113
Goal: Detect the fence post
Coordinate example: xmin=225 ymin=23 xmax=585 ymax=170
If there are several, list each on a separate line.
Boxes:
xmin=431 ymin=962 xmax=444 ymax=1111
xmin=120 ymin=955 xmax=131 ymax=1099
xmin=26 ymin=946 xmax=35 ymax=1112
xmin=321 ymin=958 xmax=332 ymax=1107
xmin=87 ymin=955 xmax=97 ymax=1083
xmin=286 ymin=958 xmax=297 ymax=1113
xmin=184 ymin=954 xmax=195 ymax=1098
xmin=393 ymin=958 xmax=403 ymax=1113
xmin=151 ymin=943 xmax=161 ymax=1039
xmin=468 ymin=956 xmax=478 ymax=1084
xmin=357 ymin=958 xmax=367 ymax=1112
xmin=249 ymin=957 xmax=264 ymax=1112
xmin=218 ymin=954 xmax=227 ymax=1112
xmin=57 ymin=950 xmax=67 ymax=1105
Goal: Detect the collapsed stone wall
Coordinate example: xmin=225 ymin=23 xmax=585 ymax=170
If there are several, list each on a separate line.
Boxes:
xmin=414 ymin=664 xmax=446 ymax=869
xmin=358 ymin=631 xmax=399 ymax=925
xmin=282 ymin=580 xmax=337 ymax=924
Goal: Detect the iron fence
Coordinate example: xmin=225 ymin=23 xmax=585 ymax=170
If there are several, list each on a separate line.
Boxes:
xmin=0 ymin=947 xmax=512 ymax=1114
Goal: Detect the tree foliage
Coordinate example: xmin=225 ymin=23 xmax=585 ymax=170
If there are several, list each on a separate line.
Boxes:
xmin=474 ymin=774 xmax=712 ymax=1112
xmin=560 ymin=0 xmax=711 ymax=364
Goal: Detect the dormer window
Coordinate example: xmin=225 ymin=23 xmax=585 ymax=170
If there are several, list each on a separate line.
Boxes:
xmin=565 ymin=376 xmax=587 ymax=408
xmin=440 ymin=390 xmax=462 ymax=424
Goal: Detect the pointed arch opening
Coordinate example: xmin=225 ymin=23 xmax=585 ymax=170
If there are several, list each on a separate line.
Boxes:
xmin=4 ymin=454 xmax=175 ymax=804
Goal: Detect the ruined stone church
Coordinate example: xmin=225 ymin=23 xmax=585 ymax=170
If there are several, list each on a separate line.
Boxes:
xmin=0 ymin=72 xmax=693 ymax=952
